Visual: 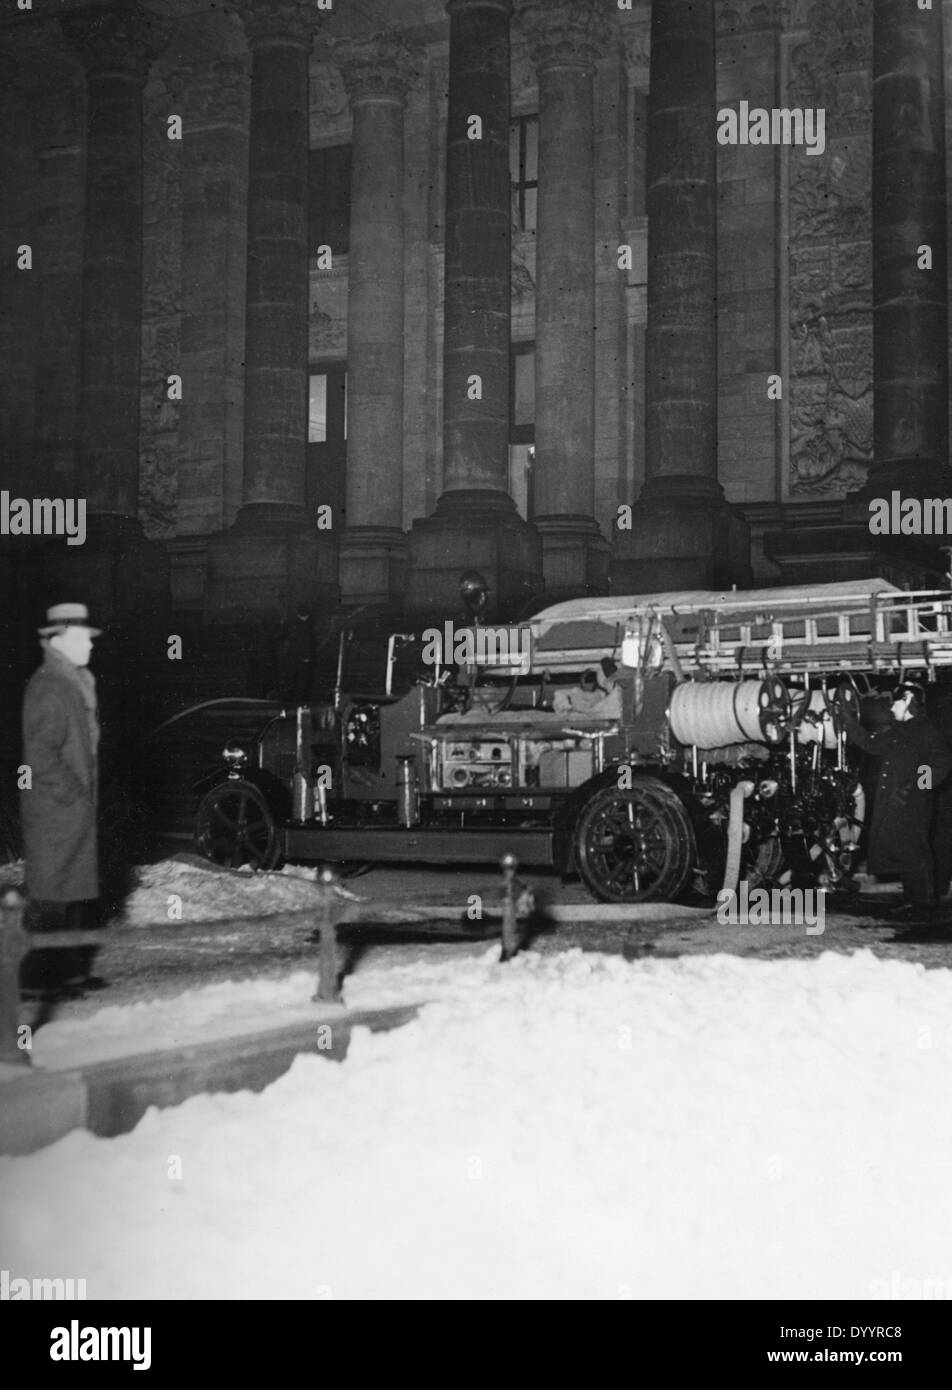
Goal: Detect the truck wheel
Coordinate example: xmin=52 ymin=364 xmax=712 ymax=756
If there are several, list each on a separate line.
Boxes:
xmin=575 ymin=777 xmax=695 ymax=903
xmin=194 ymin=780 xmax=280 ymax=871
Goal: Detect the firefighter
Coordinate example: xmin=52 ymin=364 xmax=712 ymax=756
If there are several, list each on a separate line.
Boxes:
xmin=553 ymin=669 xmax=622 ymax=719
xmin=842 ymin=681 xmax=952 ymax=927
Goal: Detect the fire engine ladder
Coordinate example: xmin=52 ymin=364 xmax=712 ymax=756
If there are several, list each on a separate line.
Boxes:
xmin=688 ymin=590 xmax=952 ymax=676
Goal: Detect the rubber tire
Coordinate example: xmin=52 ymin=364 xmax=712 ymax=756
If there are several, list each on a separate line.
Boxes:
xmin=574 ymin=776 xmax=696 ymax=903
xmin=194 ymin=779 xmax=281 ymax=871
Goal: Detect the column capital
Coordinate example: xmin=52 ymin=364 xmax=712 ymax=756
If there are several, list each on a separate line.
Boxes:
xmin=620 ymin=15 xmax=649 ymax=86
xmin=332 ymin=32 xmax=422 ymax=106
xmin=60 ymin=5 xmax=168 ymax=83
xmin=516 ymin=0 xmax=614 ymax=74
xmin=717 ymin=0 xmax=779 ymax=34
xmin=237 ymin=0 xmax=320 ymax=48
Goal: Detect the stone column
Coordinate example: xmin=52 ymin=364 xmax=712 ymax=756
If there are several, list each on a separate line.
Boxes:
xmin=0 ymin=53 xmax=36 ymax=501
xmin=238 ymin=0 xmax=311 ymax=521
xmin=30 ymin=78 xmax=85 ymax=502
xmin=407 ymin=0 xmax=541 ymax=623
xmin=57 ymin=6 xmax=171 ymax=625
xmin=517 ymin=0 xmax=609 ymax=599
xmin=61 ymin=5 xmax=164 ymax=518
xmin=173 ymin=59 xmax=249 ymax=536
xmin=207 ymin=0 xmax=338 ymax=622
xmin=612 ymin=0 xmax=749 ymax=591
xmin=870 ymin=0 xmax=948 ymax=494
xmin=335 ymin=34 xmax=416 ymax=610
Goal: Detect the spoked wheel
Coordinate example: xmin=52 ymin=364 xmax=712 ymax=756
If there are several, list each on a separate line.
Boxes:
xmin=575 ymin=777 xmax=696 ymax=903
xmin=194 ymin=779 xmax=280 ymax=870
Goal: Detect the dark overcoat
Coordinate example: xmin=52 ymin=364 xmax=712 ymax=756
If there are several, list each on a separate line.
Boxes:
xmin=19 ymin=646 xmax=100 ymax=901
xmin=846 ymin=712 xmax=952 ymax=875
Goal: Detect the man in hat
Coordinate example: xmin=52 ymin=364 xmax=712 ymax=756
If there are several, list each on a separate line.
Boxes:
xmin=842 ymin=680 xmax=952 ymax=932
xmin=19 ymin=603 xmax=103 ymax=998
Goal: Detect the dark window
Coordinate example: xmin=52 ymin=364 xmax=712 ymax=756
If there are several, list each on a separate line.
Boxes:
xmin=309 ymin=144 xmax=352 ymax=258
xmin=509 ymin=115 xmax=538 ymax=232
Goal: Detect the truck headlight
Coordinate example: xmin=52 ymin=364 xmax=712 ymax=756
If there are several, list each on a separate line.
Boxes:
xmin=223 ymin=743 xmax=247 ymax=777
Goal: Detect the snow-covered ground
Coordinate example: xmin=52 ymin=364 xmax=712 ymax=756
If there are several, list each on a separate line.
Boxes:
xmin=3 ymin=945 xmax=952 ymax=1300
xmin=0 ymin=855 xmax=333 ymax=925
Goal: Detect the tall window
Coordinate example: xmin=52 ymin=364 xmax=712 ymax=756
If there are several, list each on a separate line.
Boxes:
xmin=307 ymin=363 xmax=347 ymax=524
xmin=509 ymin=114 xmax=538 ymax=232
xmin=309 ymin=144 xmax=352 ymax=257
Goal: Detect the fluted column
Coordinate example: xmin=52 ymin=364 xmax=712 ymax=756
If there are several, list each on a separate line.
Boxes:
xmin=237 ymin=0 xmax=313 ymax=522
xmin=441 ymin=0 xmax=512 ymax=499
xmin=30 ymin=79 xmax=85 ymax=501
xmin=206 ymin=0 xmax=337 ymax=623
xmin=645 ymin=0 xmax=718 ymax=504
xmin=870 ymin=0 xmax=948 ymax=493
xmin=61 ymin=4 xmax=165 ymax=518
xmin=172 ymin=60 xmax=249 ymax=534
xmin=335 ymin=34 xmax=415 ymax=608
xmin=0 ymin=53 xmax=36 ymax=501
xmin=407 ymin=0 xmax=541 ymax=623
xmin=612 ymin=0 xmax=749 ymax=590
xmin=518 ymin=0 xmax=610 ymax=598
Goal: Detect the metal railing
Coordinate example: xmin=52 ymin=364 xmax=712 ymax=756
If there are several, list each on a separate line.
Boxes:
xmin=0 ymin=855 xmax=527 ymax=1067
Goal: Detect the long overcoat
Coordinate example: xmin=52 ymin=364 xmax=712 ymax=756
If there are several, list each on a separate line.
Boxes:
xmin=846 ymin=712 xmax=952 ymax=875
xmin=19 ymin=645 xmax=100 ymax=901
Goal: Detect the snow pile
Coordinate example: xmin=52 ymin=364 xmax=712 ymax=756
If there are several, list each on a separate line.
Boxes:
xmin=0 ymin=855 xmax=332 ymax=925
xmin=3 ymin=947 xmax=952 ymax=1299
xmin=121 ymin=858 xmax=327 ymax=926
xmin=0 ymin=859 xmax=22 ymax=891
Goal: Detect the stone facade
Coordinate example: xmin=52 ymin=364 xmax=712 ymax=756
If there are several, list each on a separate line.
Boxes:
xmin=2 ymin=0 xmax=952 ymax=644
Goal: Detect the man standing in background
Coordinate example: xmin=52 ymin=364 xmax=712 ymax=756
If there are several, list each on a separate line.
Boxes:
xmin=843 ymin=680 xmax=952 ymax=935
xmin=19 ymin=602 xmax=104 ymax=999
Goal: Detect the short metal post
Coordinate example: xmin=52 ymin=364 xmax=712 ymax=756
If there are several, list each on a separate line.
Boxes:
xmin=500 ymin=853 xmax=519 ymax=963
xmin=0 ymin=890 xmax=30 ymax=1066
xmin=312 ymin=870 xmax=341 ymax=1004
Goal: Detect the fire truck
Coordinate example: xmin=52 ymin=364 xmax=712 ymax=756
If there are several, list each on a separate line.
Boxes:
xmin=192 ymin=579 xmax=952 ymax=902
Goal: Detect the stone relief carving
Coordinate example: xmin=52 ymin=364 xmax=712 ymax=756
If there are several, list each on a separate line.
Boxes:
xmin=787 ymin=0 xmax=873 ymax=496
xmin=311 ymin=62 xmax=348 ymax=117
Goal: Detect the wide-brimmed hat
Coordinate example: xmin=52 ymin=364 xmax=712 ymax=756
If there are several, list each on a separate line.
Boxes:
xmin=38 ymin=602 xmax=101 ymax=637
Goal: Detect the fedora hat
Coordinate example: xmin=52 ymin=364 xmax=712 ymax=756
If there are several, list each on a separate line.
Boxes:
xmin=38 ymin=602 xmax=102 ymax=637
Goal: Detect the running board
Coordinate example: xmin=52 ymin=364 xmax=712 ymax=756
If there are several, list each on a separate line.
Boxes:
xmin=281 ymin=826 xmax=555 ymax=867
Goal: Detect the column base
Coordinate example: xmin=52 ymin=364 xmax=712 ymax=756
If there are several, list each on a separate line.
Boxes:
xmin=764 ymin=513 xmax=948 ymax=589
xmin=835 ymin=467 xmax=952 ymax=585
xmin=339 ymin=526 xmax=409 ymax=612
xmin=534 ymin=514 xmax=611 ymax=601
xmin=611 ymin=490 xmax=751 ymax=593
xmin=205 ymin=507 xmax=339 ymax=622
xmin=406 ymin=489 xmax=543 ymax=624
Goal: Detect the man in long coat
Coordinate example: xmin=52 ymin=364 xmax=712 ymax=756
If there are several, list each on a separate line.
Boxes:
xmin=844 ymin=681 xmax=952 ymax=924
xmin=19 ymin=602 xmax=102 ymax=995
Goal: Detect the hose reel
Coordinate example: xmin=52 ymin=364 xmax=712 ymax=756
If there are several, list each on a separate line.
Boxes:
xmin=668 ymin=676 xmax=790 ymax=749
